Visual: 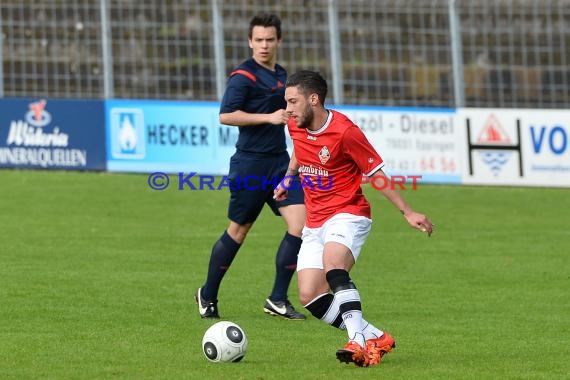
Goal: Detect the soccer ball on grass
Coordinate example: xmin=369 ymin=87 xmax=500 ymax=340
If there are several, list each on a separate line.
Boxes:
xmin=202 ymin=321 xmax=248 ymax=363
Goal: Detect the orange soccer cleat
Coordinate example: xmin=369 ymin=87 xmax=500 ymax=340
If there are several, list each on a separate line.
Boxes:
xmin=366 ymin=332 xmax=396 ymax=365
xmin=336 ymin=341 xmax=370 ymax=367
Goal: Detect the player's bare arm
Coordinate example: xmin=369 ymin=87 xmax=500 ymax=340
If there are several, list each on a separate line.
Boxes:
xmin=220 ymin=109 xmax=289 ymax=127
xmin=371 ymin=169 xmax=434 ymax=236
xmin=274 ymin=151 xmax=299 ymax=201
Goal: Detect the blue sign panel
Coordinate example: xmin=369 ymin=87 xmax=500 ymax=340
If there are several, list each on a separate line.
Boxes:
xmin=0 ymin=98 xmax=106 ymax=170
xmin=105 ymin=100 xmax=239 ymax=174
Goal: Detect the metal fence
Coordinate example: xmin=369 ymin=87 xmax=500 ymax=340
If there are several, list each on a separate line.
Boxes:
xmin=1 ymin=0 xmax=569 ymax=108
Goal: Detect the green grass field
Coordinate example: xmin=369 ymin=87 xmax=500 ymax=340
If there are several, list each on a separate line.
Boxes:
xmin=0 ymin=169 xmax=568 ymax=379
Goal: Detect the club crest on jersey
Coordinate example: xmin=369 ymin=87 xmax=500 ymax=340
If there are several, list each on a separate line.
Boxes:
xmin=318 ymin=146 xmax=330 ymax=164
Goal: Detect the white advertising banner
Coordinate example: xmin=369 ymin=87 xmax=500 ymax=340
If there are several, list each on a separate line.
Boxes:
xmin=458 ymin=108 xmax=570 ymax=187
xmin=333 ymin=106 xmax=462 ymax=184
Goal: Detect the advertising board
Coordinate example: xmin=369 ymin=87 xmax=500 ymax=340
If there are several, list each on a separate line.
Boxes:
xmin=458 ymin=108 xmax=569 ymax=187
xmin=0 ymin=98 xmax=106 ymax=170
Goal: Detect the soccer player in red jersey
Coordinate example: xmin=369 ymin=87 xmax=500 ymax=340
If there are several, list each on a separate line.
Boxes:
xmin=274 ymin=70 xmax=434 ymax=366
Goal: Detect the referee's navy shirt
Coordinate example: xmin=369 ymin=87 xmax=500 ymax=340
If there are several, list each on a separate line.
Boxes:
xmin=220 ymin=58 xmax=287 ymax=155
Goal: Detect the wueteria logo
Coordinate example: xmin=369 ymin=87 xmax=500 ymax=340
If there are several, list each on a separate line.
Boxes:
xmin=6 ymin=99 xmax=69 ymax=147
xmin=0 ymin=99 xmax=88 ymax=168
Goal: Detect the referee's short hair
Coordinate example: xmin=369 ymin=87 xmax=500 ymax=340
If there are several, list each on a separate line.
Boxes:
xmin=249 ymin=13 xmax=282 ymax=40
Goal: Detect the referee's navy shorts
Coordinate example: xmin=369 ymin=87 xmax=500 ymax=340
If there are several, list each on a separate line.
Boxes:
xmin=227 ymin=150 xmax=304 ymax=225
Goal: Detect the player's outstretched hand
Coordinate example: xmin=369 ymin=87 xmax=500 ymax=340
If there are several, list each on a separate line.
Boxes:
xmin=403 ymin=211 xmax=434 ymax=237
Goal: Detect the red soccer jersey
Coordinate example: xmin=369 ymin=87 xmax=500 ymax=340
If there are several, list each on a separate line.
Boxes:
xmin=288 ymin=110 xmax=384 ymax=228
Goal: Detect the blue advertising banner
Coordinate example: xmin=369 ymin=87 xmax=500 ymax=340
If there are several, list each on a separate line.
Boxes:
xmin=0 ymin=98 xmax=106 ymax=170
xmin=105 ymin=99 xmax=461 ymax=185
xmin=105 ymin=100 xmax=239 ymax=174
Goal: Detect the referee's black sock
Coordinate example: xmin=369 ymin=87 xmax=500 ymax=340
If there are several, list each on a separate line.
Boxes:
xmin=269 ymin=232 xmax=302 ymax=301
xmin=201 ymin=231 xmax=241 ymax=301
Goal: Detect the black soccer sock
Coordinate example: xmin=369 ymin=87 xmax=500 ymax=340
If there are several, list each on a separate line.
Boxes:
xmin=201 ymin=231 xmax=241 ymax=301
xmin=326 ymin=268 xmax=353 ymax=291
xmin=268 ymin=232 xmax=302 ymax=301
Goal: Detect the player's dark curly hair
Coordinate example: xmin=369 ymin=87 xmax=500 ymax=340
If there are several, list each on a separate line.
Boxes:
xmin=249 ymin=13 xmax=282 ymax=40
xmin=285 ymin=70 xmax=328 ymax=105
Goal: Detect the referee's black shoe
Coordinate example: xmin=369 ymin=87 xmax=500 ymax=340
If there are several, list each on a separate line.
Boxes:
xmin=263 ymin=298 xmax=306 ymax=320
xmin=195 ymin=287 xmax=220 ymax=319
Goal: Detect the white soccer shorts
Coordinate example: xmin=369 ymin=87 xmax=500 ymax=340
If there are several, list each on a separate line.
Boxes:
xmin=297 ymin=213 xmax=372 ymax=271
